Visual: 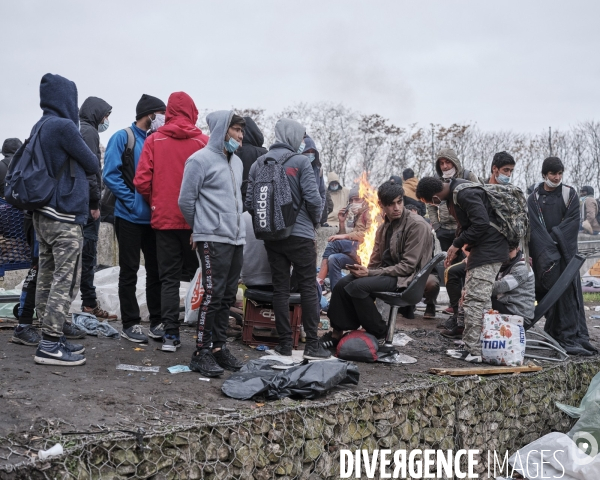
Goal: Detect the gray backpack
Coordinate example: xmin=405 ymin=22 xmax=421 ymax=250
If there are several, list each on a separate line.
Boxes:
xmin=251 ymin=152 xmax=299 ymax=241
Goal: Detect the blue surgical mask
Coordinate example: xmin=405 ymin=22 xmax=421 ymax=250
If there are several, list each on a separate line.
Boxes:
xmin=224 ymin=137 xmax=239 ymax=153
xmin=496 ymin=173 xmax=511 ymax=185
xmin=98 ymin=118 xmax=109 ymax=133
xmin=306 ymin=153 xmax=315 ymax=162
xmin=297 ymin=142 xmax=305 ymax=154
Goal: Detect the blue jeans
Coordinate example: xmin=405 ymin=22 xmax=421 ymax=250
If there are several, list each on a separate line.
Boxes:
xmin=322 ymin=239 xmax=359 ymax=291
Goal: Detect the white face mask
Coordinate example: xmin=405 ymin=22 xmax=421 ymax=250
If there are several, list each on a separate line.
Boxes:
xmin=442 ymin=167 xmax=456 ymax=179
xmin=150 ymin=113 xmax=165 ymax=132
xmin=545 ymin=177 xmax=562 ymax=189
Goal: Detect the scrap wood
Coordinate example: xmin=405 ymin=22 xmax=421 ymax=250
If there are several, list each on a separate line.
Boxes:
xmin=429 ymin=365 xmax=542 ymax=376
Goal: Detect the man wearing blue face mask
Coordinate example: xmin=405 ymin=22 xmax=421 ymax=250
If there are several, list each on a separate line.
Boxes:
xmin=487 ymin=151 xmax=516 ymax=185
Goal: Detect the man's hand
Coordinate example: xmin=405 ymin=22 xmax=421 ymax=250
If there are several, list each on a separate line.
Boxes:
xmin=350 ymin=265 xmax=368 ymax=278
xmin=90 ymin=209 xmax=100 ymax=221
xmin=337 ymin=208 xmax=348 ymax=222
xmin=444 ymin=245 xmax=459 ymax=268
xmin=328 ymin=234 xmax=348 ymax=242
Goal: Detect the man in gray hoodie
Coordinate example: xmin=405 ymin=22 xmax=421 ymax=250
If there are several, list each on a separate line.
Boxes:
xmin=246 ymin=118 xmax=331 ymax=360
xmin=179 ymin=111 xmax=246 ymax=377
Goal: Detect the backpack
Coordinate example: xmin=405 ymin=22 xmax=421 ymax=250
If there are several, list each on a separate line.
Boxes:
xmin=452 ymin=182 xmax=529 ymax=249
xmin=251 ymin=152 xmax=300 ymax=241
xmin=100 ymin=127 xmax=135 ymax=223
xmin=5 ymin=118 xmax=74 ymax=210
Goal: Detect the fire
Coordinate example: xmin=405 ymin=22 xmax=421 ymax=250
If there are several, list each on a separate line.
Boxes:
xmin=356 ymin=173 xmax=383 ymax=266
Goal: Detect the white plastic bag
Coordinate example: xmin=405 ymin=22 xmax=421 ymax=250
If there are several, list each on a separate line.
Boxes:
xmin=184 ymin=252 xmax=204 ymax=325
xmin=481 ymin=312 xmax=525 ymax=366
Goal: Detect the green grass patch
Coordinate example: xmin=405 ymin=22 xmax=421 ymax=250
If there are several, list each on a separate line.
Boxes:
xmin=583 ymin=292 xmax=600 ymax=303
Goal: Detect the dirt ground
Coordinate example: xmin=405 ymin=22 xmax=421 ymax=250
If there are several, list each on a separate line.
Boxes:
xmin=1 ymin=304 xmax=600 ymax=443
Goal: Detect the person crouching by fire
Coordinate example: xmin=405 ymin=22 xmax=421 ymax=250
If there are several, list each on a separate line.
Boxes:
xmin=321 ymin=180 xmax=439 ymax=350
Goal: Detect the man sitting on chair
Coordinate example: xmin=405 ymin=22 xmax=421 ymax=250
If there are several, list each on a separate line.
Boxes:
xmin=323 ymin=180 xmax=438 ymax=349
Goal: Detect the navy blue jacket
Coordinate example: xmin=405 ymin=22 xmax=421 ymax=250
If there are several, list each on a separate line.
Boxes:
xmin=34 ymin=73 xmax=99 ymax=224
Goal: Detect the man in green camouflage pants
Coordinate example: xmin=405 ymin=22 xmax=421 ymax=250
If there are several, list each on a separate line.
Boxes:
xmin=34 ymin=213 xmax=83 ymax=338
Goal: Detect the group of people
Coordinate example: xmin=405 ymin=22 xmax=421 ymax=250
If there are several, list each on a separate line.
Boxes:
xmin=1 ymin=73 xmax=595 ymax=375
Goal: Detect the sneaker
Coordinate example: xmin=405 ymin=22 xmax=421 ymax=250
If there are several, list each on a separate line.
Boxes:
xmin=12 ymin=325 xmax=42 ymax=346
xmin=213 ymin=346 xmax=243 ymax=371
xmin=440 ymin=324 xmax=465 ymax=339
xmin=442 ymin=306 xmax=455 ymax=315
xmin=62 ymin=322 xmax=87 ymax=339
xmin=190 ymin=349 xmax=224 ymax=377
xmin=82 ymin=302 xmax=117 ymax=320
xmin=121 ymin=324 xmax=148 ymax=343
xmin=274 ymin=343 xmax=292 ymax=356
xmin=148 ymin=323 xmax=165 ymax=340
xmin=34 ymin=342 xmax=86 ymax=366
xmin=60 ymin=335 xmax=85 ymax=355
xmin=438 ymin=314 xmax=458 ymax=330
xmin=303 ymin=342 xmax=332 ymax=360
xmin=447 ymin=346 xmax=482 ymax=363
xmin=423 ymin=304 xmax=436 ymax=319
xmin=319 ymin=331 xmax=340 ymax=349
xmin=162 ymin=334 xmax=181 ymax=352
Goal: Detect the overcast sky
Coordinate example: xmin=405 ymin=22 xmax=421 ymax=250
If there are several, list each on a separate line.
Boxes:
xmin=1 ymin=0 xmax=599 ymax=145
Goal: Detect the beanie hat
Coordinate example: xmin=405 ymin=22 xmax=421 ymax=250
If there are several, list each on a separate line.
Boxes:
xmin=389 ymin=175 xmax=403 ymax=185
xmin=349 ymin=185 xmax=360 ymax=199
xmin=402 ymin=168 xmax=414 ymax=180
xmin=136 ymin=94 xmax=166 ymax=120
xmin=581 ymin=186 xmax=595 ymax=196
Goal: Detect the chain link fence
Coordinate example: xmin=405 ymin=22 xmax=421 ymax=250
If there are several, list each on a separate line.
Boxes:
xmin=1 ymin=358 xmax=598 ymax=479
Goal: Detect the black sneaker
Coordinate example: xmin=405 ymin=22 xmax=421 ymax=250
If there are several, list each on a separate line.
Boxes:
xmin=148 ymin=323 xmax=165 ymax=340
xmin=213 ymin=346 xmax=243 ymax=371
xmin=274 ymin=343 xmax=292 ymax=356
xmin=319 ymin=331 xmax=340 ymax=349
xmin=62 ymin=322 xmax=86 ymax=339
xmin=121 ymin=324 xmax=148 ymax=343
xmin=60 ymin=335 xmax=85 ymax=355
xmin=34 ymin=342 xmax=86 ymax=366
xmin=12 ymin=325 xmax=41 ymax=346
xmin=161 ymin=334 xmax=181 ymax=352
xmin=190 ymin=349 xmax=224 ymax=377
xmin=303 ymin=342 xmax=332 ymax=360
xmin=440 ymin=324 xmax=465 ymax=339
xmin=423 ymin=304 xmax=436 ymax=319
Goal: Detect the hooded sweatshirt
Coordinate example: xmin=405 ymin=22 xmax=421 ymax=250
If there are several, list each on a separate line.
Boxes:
xmin=326 ymin=171 xmax=349 ymax=228
xmin=245 ymin=118 xmax=322 ymax=240
xmin=134 ymin=92 xmax=208 ymax=230
xmin=31 ymin=74 xmax=99 ymax=224
xmin=427 ymin=148 xmax=481 ymax=231
xmin=0 ymin=138 xmax=22 ymax=198
xmin=304 ymin=135 xmax=326 ymax=218
xmin=179 ymin=110 xmax=245 ymax=245
xmin=79 ymin=96 xmax=112 ymax=210
xmin=238 ymin=116 xmax=268 ymax=205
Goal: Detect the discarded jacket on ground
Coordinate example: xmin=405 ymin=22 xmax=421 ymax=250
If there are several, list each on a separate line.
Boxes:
xmin=221 ymin=358 xmax=359 ymax=400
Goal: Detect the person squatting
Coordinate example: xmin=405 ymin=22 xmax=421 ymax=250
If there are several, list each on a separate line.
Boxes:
xmin=2 ymin=73 xmax=596 ymax=375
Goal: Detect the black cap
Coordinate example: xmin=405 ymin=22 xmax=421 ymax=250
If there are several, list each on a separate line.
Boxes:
xmin=136 ymin=94 xmax=166 ymax=120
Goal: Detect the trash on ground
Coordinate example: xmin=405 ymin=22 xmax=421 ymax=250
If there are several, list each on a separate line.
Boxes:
xmin=71 ymin=312 xmax=119 ymax=338
xmin=590 ymin=315 xmax=600 ymax=319
xmin=557 ymin=371 xmax=600 ymax=418
xmin=255 ymin=344 xmax=269 ymax=351
xmin=595 ymin=306 xmax=600 ymax=311
xmin=319 ymin=319 xmax=330 ymax=330
xmin=116 ymin=364 xmax=160 ymax=373
xmin=393 ymin=332 xmax=413 ymax=347
xmin=38 ymin=443 xmax=63 ymax=460
xmin=265 ymin=349 xmax=304 ymax=364
xmin=199 ymin=377 xmax=210 ymax=382
xmin=377 ymin=351 xmax=418 ymax=364
xmin=222 ymin=358 xmax=359 ymax=400
xmin=429 ymin=365 xmax=542 ymax=376
xmin=167 ymin=365 xmax=191 ymax=374
xmin=133 ymin=347 xmax=145 ymax=352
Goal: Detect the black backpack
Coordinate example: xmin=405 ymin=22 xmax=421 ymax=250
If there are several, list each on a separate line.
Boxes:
xmin=100 ymin=127 xmax=135 ymax=223
xmin=251 ymin=152 xmax=301 ymax=240
xmin=5 ymin=118 xmax=74 ymax=210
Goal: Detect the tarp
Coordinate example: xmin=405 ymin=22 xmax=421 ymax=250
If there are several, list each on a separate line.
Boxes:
xmin=222 ymin=358 xmax=359 ymax=400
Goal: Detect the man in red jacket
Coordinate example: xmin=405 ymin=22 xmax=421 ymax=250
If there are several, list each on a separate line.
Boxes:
xmin=134 ymin=92 xmax=209 ymax=352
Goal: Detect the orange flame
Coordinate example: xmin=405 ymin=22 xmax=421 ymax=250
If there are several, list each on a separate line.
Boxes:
xmin=356 ymin=173 xmax=382 ymax=266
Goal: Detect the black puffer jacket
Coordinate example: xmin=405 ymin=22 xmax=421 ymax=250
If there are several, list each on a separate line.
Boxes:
xmin=0 ymin=138 xmax=22 ymax=198
xmin=79 ymin=96 xmax=112 ymax=210
xmin=238 ymin=116 xmax=267 ymax=206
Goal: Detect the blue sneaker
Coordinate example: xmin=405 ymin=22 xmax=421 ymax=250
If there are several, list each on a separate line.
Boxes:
xmin=34 ymin=342 xmax=86 ymax=366
xmin=121 ymin=324 xmax=148 ymax=343
xmin=162 ymin=334 xmax=181 ymax=352
xmin=60 ymin=335 xmax=85 ymax=355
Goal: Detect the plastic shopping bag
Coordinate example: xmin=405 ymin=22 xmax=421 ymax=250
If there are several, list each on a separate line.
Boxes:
xmin=481 ymin=311 xmax=526 ymax=366
xmin=184 ymin=251 xmax=204 ymax=325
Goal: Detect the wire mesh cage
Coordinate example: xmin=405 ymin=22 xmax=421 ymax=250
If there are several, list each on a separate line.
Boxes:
xmin=0 ymin=198 xmax=31 ymax=276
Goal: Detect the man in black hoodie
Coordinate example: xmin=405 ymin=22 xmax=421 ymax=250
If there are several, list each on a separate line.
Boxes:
xmin=0 ymin=138 xmax=22 ymax=198
xmin=78 ymin=96 xmax=115 ymax=321
xmin=238 ymin=116 xmax=267 ymax=206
